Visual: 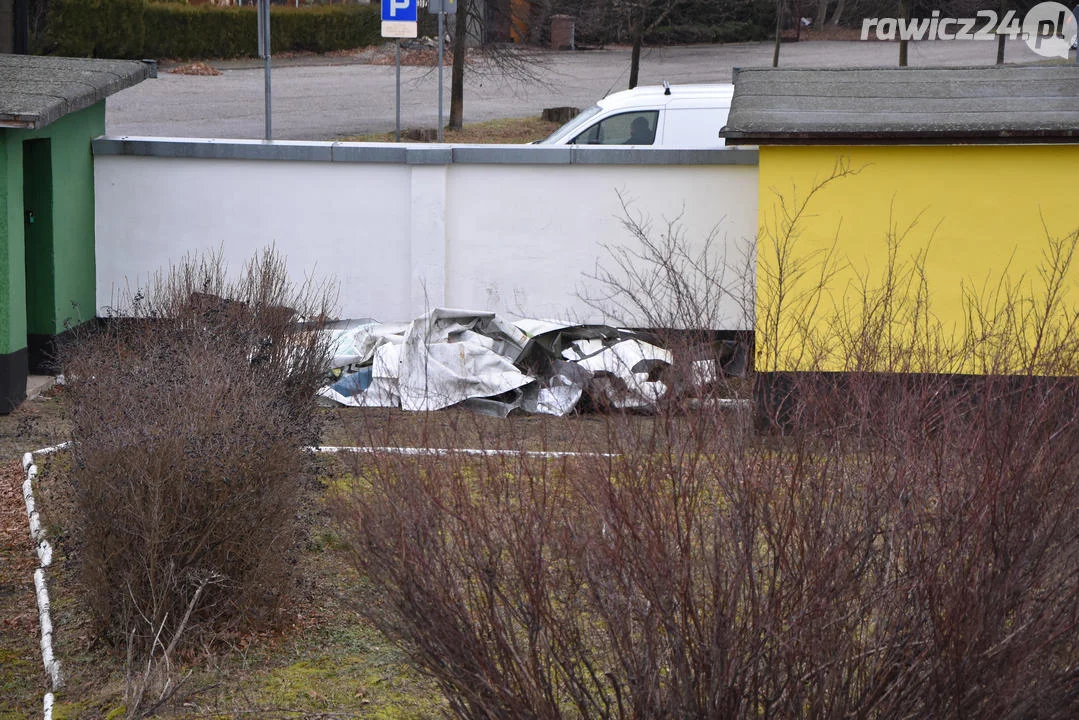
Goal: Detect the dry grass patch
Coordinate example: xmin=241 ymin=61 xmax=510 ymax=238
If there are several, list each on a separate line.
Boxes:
xmin=342 ymin=116 xmax=561 ymax=145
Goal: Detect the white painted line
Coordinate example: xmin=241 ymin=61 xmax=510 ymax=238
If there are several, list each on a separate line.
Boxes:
xmin=308 ymin=445 xmax=618 ymax=459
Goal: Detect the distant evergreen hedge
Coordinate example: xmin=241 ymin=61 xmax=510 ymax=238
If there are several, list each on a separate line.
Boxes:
xmin=644 ymin=21 xmax=772 ymax=46
xmin=38 ymin=0 xmax=775 ymax=60
xmin=42 ymin=0 xmax=382 ymax=59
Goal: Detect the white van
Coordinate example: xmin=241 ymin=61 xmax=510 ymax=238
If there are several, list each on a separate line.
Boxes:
xmin=537 ymin=82 xmax=733 ymax=148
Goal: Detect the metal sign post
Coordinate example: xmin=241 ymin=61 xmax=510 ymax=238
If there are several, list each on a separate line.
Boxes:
xmin=428 ymin=0 xmax=455 ymax=142
xmin=257 ymin=0 xmax=271 ymax=140
xmin=396 ymin=40 xmax=402 ymax=141
xmin=382 ymin=0 xmax=418 ymax=142
xmin=437 ymin=10 xmax=444 ymax=141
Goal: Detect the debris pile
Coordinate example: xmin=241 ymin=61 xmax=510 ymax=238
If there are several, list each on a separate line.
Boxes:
xmin=318 ymin=309 xmax=747 ymax=417
xmin=168 ymin=62 xmax=221 ymax=76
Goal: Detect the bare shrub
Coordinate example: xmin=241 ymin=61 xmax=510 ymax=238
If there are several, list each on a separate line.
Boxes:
xmin=62 ymin=248 xmax=335 ymax=668
xmin=332 ymin=169 xmax=1079 ymax=718
xmin=334 ymin=374 xmax=1079 ymax=718
xmin=583 ymin=191 xmax=755 ymax=334
xmin=580 ymin=191 xmax=757 ymax=401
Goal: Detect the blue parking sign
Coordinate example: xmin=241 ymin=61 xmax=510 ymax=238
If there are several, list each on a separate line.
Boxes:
xmin=382 ymin=0 xmax=417 ymax=23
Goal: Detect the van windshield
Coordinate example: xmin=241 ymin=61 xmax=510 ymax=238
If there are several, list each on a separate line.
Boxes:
xmin=537 ymin=105 xmax=602 ymax=145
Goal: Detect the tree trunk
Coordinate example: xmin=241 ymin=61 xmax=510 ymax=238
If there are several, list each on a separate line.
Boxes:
xmin=898 ymin=0 xmax=909 ymax=66
xmin=815 ymin=0 xmax=829 ymax=31
xmin=628 ymin=0 xmax=684 ymax=88
xmin=773 ymin=0 xmax=783 ymax=67
xmin=996 ymin=0 xmax=1005 ymax=64
xmin=629 ymin=21 xmax=642 ymax=89
xmin=828 ymin=0 xmax=846 ymax=25
xmin=448 ymin=0 xmax=469 ymax=130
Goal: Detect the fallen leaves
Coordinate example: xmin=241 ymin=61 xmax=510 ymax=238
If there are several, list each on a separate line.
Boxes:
xmin=170 ymin=61 xmax=222 ymax=76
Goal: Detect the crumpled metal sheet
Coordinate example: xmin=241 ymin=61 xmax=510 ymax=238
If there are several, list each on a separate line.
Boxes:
xmin=318 ymin=308 xmax=744 ymax=416
xmin=573 ymin=338 xmax=672 ymax=409
xmin=397 ymin=309 xmax=534 ymax=412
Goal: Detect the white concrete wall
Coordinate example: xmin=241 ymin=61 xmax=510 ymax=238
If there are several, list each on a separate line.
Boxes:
xmin=94 ymin=139 xmax=758 ymax=328
xmin=94 ymin=154 xmax=414 ymax=321
xmin=443 ymin=163 xmax=756 ymax=326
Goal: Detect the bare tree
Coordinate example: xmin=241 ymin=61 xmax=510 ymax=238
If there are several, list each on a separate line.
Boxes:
xmin=814 ymin=0 xmax=831 ymax=29
xmin=553 ymin=0 xmax=689 ymax=88
xmin=446 ymin=0 xmax=548 ymax=131
xmin=898 ymin=0 xmax=911 ymax=65
xmin=773 ymin=0 xmax=784 ymax=65
xmin=622 ymin=0 xmax=688 ymax=88
xmin=827 ymin=0 xmax=846 ymax=24
xmin=449 ymin=0 xmax=470 ymax=130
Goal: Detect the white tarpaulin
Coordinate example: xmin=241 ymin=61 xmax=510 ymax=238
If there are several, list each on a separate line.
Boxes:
xmin=572 ymin=339 xmax=672 ymax=409
xmin=397 ymin=309 xmax=533 ymax=411
xmin=318 ymin=308 xmax=745 ymax=416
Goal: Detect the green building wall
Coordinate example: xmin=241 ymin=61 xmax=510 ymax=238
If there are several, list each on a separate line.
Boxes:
xmin=0 ymin=122 xmax=29 ymax=410
xmin=0 ymin=100 xmax=103 ymax=411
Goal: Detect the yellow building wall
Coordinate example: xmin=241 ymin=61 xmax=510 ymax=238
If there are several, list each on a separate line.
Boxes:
xmin=756 ymin=144 xmax=1079 ymax=375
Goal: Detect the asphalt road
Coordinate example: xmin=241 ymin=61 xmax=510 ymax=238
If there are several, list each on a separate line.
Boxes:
xmin=106 ymin=39 xmax=1051 ymax=141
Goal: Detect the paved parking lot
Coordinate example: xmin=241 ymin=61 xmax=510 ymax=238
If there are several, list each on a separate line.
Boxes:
xmin=107 ymin=39 xmax=1051 ymax=141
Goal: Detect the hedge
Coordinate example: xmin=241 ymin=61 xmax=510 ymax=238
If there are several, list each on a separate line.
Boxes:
xmin=668 ymin=0 xmax=776 ymax=29
xmin=644 ymin=21 xmax=773 ymax=46
xmin=42 ymin=0 xmax=382 ymax=59
xmin=43 ymin=0 xmax=146 ymax=57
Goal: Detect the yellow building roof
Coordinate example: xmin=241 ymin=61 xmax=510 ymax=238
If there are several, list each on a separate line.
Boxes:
xmin=722 ymin=66 xmax=1079 ymax=144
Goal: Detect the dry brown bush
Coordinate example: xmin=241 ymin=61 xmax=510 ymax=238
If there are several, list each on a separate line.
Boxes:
xmin=333 ymin=377 xmax=1079 ymax=718
xmin=332 ymin=168 xmax=1079 ymax=718
xmin=61 ymin=249 xmax=335 ymax=674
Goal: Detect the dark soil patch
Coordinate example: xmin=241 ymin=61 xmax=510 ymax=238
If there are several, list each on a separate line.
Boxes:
xmin=0 ymin=460 xmax=43 ymax=717
xmin=0 ymin=387 xmax=70 ymax=717
xmin=0 ymin=386 xmax=68 ymax=464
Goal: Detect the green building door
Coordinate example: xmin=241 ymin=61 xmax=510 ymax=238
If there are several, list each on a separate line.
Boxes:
xmin=23 ymin=137 xmax=55 ymax=373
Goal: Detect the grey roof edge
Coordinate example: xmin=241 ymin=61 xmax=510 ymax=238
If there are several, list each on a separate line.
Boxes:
xmin=1 ymin=96 xmax=73 ymax=130
xmin=93 ymin=137 xmax=760 ymax=166
xmin=570 ymin=146 xmax=758 ymax=165
xmin=0 ymin=56 xmax=153 ymax=130
xmin=0 ymin=112 xmax=37 ymax=128
xmin=725 ymin=65 xmax=1079 ymax=144
xmin=731 ymin=64 xmax=1079 ymax=75
xmin=723 ymin=128 xmax=1079 ymax=145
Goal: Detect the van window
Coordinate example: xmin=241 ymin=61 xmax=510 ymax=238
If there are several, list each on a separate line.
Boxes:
xmin=540 ymin=105 xmax=602 ymax=144
xmin=569 ymin=110 xmax=659 ymax=146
